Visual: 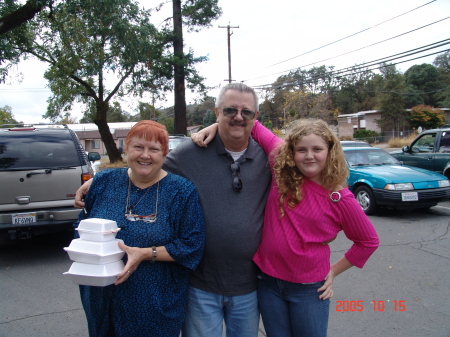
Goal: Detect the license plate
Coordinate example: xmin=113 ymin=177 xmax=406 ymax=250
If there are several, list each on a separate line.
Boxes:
xmin=11 ymin=213 xmax=37 ymax=225
xmin=402 ymin=192 xmax=418 ymax=201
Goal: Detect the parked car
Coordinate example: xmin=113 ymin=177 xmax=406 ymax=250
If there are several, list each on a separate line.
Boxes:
xmin=390 ymin=126 xmax=450 ymax=179
xmin=343 ymin=147 xmax=450 ymax=215
xmin=168 ymin=134 xmax=189 ymax=152
xmin=0 ymin=124 xmax=101 ymax=240
xmin=340 ymin=140 xmax=372 ymax=147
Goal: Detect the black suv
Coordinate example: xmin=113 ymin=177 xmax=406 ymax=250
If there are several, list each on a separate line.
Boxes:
xmin=390 ymin=126 xmax=450 ymax=179
xmin=0 ymin=125 xmax=101 ymax=240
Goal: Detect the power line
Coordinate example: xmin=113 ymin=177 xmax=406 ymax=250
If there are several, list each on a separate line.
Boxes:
xmin=252 ymin=47 xmax=450 ymax=90
xmin=243 ymin=15 xmax=450 ymax=84
xmin=267 ymin=0 xmax=437 ymax=67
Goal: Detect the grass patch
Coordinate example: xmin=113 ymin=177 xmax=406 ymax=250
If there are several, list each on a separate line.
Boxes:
xmin=97 ymin=157 xmax=128 ymax=169
xmin=388 ymin=134 xmax=417 ymax=148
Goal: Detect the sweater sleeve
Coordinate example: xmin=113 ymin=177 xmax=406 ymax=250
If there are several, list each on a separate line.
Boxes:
xmin=251 ymin=120 xmax=283 ymax=157
xmin=338 ymin=195 xmax=380 ymax=268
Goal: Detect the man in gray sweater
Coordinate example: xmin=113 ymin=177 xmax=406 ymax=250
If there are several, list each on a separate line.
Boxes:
xmin=74 ymin=83 xmax=271 ymax=337
xmin=166 ymin=83 xmax=271 ymax=337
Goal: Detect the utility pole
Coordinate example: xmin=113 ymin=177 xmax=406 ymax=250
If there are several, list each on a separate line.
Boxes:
xmin=218 ymin=24 xmax=239 ymax=83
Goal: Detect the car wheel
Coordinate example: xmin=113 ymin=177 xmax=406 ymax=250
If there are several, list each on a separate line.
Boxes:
xmin=355 ymin=186 xmax=377 ymax=215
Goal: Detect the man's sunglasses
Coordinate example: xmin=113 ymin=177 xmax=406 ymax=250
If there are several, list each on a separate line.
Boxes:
xmin=221 ymin=107 xmax=256 ymax=121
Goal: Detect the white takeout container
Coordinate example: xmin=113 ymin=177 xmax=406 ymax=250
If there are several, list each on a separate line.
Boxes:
xmin=64 ymin=260 xmax=125 ymax=287
xmin=77 ymin=218 xmax=118 ymax=232
xmin=64 ymin=239 xmax=125 ymax=264
xmin=75 ymin=228 xmax=119 ymax=242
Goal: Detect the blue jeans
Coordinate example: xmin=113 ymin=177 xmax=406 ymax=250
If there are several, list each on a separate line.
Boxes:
xmin=258 ymin=273 xmax=329 ymax=337
xmin=181 ymin=286 xmax=260 ymax=337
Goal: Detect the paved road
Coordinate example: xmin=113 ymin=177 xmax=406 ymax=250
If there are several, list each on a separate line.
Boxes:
xmin=1 ymin=201 xmax=449 ymax=337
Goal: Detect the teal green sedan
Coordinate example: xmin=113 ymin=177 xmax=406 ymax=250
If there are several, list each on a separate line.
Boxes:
xmin=343 ymin=147 xmax=450 ymax=215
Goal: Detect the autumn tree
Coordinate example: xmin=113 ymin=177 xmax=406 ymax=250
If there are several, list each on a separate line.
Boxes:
xmin=408 ymin=105 xmax=446 ymax=129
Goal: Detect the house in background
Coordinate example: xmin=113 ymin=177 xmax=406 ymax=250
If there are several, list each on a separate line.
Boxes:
xmin=68 ymin=122 xmax=137 ymax=156
xmin=338 ymin=108 xmax=450 ymax=139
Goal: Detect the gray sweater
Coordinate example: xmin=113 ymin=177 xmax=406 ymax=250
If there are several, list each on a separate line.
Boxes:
xmin=164 ymin=133 xmax=271 ymax=296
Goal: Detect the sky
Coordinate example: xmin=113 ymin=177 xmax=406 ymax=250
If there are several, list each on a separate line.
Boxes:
xmin=1 ymin=0 xmax=449 ymax=124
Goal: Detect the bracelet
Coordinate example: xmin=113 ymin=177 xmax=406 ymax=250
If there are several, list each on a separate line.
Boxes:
xmin=151 ymin=246 xmax=157 ymax=263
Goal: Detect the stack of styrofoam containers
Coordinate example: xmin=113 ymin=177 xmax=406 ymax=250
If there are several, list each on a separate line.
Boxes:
xmin=63 ymin=218 xmax=125 ymax=287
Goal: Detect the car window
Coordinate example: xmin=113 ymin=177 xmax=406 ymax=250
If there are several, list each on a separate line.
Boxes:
xmin=438 ymin=131 xmax=450 ymax=154
xmin=345 ymin=149 xmax=398 ymax=166
xmin=411 ymin=133 xmax=436 ymax=153
xmin=0 ymin=132 xmax=80 ymax=170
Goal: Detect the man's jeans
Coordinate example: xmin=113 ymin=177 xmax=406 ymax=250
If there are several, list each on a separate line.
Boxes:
xmin=181 ymin=286 xmax=260 ymax=337
xmin=258 ymin=273 xmax=329 ymax=337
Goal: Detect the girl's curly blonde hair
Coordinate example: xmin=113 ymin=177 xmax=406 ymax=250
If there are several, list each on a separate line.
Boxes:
xmin=273 ymin=119 xmax=348 ymax=217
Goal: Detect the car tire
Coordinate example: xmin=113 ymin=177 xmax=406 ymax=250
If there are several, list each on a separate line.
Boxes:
xmin=355 ymin=185 xmax=377 ymax=215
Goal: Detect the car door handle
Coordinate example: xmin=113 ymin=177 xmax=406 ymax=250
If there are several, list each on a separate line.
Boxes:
xmin=26 ymin=169 xmax=52 ymax=178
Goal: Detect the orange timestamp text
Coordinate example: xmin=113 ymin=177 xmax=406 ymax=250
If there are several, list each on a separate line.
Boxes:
xmin=335 ymin=300 xmax=406 ymax=312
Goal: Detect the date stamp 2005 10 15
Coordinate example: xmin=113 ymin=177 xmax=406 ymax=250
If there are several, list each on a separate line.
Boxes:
xmin=335 ymin=300 xmax=406 ymax=312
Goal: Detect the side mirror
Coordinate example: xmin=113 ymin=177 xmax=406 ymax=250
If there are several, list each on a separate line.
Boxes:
xmin=88 ymin=152 xmax=101 ymax=162
xmin=402 ymin=145 xmax=410 ymax=152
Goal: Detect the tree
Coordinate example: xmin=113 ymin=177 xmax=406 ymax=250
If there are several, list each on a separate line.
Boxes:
xmin=408 ymin=105 xmax=446 ymax=129
xmin=202 ymin=110 xmax=216 ymax=127
xmin=0 ymin=0 xmax=54 ymax=36
xmin=0 ymin=105 xmax=19 ymax=125
xmin=376 ymin=64 xmax=408 ymax=132
xmin=404 ymin=63 xmax=441 ymax=107
xmin=165 ymin=0 xmax=221 ymax=134
xmin=433 ymin=51 xmax=450 ymax=108
xmin=4 ymin=0 xmax=180 ymax=163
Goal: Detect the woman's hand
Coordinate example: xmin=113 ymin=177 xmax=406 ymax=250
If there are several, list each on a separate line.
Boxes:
xmin=114 ymin=241 xmax=146 ymax=285
xmin=191 ymin=123 xmax=218 ymax=147
xmin=318 ymin=269 xmax=335 ymax=300
xmin=74 ymin=178 xmax=93 ymax=208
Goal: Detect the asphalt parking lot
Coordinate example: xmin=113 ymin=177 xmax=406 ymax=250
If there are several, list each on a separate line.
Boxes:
xmin=1 ymin=200 xmax=449 ymax=337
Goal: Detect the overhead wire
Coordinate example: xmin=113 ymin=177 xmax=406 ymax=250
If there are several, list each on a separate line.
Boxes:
xmin=252 ymin=47 xmax=450 ymax=90
xmin=267 ymin=0 xmax=437 ymax=67
xmin=243 ymin=16 xmax=450 ymax=85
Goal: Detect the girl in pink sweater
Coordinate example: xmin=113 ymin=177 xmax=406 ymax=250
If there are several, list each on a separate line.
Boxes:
xmin=193 ymin=119 xmax=379 ymax=337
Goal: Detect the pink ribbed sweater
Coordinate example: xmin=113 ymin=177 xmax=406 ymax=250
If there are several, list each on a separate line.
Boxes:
xmin=251 ymin=121 xmax=379 ymax=283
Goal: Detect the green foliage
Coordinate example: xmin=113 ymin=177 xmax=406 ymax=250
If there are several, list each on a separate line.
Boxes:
xmin=404 ymin=63 xmax=441 ymax=107
xmin=202 ymin=110 xmax=216 ymax=127
xmin=376 ymin=64 xmax=408 ymax=131
xmin=353 ymin=129 xmax=380 ymax=138
xmin=181 ymin=0 xmax=222 ymax=32
xmin=0 ymin=105 xmax=19 ymax=125
xmin=263 ymin=120 xmax=273 ymax=130
xmin=158 ymin=117 xmax=174 ymax=134
xmin=407 ymin=104 xmax=446 ymax=129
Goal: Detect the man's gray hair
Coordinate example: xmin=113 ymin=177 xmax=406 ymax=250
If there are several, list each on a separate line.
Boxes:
xmin=215 ymin=83 xmax=259 ymax=111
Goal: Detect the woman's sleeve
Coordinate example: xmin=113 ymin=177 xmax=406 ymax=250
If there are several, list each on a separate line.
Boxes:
xmin=338 ymin=196 xmax=380 ymax=268
xmin=251 ymin=120 xmax=283 ymax=156
xmin=164 ymin=184 xmax=205 ymax=270
xmin=72 ymin=171 xmax=107 ymax=237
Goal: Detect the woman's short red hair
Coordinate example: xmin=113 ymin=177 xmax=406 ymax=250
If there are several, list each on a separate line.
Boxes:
xmin=125 ymin=120 xmax=169 ymax=156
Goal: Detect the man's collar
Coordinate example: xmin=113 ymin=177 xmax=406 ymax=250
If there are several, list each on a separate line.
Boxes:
xmin=214 ymin=133 xmax=257 ymax=160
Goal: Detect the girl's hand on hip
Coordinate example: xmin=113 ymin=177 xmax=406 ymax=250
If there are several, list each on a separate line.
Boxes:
xmin=318 ymin=269 xmax=335 ymax=300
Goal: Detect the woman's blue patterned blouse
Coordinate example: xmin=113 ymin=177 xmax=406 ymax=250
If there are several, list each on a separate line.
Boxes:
xmin=73 ymin=168 xmax=205 ymax=337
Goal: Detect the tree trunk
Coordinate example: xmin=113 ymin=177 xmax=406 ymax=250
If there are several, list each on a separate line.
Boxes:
xmin=94 ymin=101 xmax=122 ymax=163
xmin=172 ymin=0 xmax=187 ymax=135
